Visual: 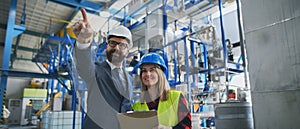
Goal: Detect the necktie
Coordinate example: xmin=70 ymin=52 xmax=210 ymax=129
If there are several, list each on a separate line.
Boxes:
xmin=112 ymin=68 xmax=126 ymax=96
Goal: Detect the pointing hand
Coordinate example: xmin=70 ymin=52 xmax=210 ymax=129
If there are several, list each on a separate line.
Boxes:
xmin=71 ymin=8 xmax=94 ymax=43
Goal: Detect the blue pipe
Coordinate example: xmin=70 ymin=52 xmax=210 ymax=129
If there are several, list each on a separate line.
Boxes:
xmin=66 ymin=38 xmax=82 ymax=129
xmin=128 ymin=17 xmax=145 ymax=30
xmin=57 ymin=81 xmax=61 ymax=92
xmin=49 ymin=51 xmax=57 ymax=102
xmin=81 ymin=90 xmax=85 ymax=127
xmin=218 ymin=0 xmax=227 ymax=67
xmin=55 ymin=78 xmax=71 ymax=93
xmin=229 ymin=55 xmax=243 ymax=81
xmin=72 ymin=86 xmax=77 ymax=129
xmin=203 ymin=45 xmax=208 ymax=89
xmin=62 ymin=38 xmax=77 ymax=129
xmin=188 ymin=38 xmax=222 ymax=48
xmin=123 ymin=7 xmax=127 ymax=26
xmin=46 ymin=53 xmax=53 ymax=103
xmin=237 ymin=55 xmax=242 ymax=69
xmin=95 ymin=45 xmax=105 ymax=62
xmin=59 ymin=42 xmax=64 ymax=68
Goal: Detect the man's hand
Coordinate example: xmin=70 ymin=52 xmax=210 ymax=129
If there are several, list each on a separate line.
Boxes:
xmin=71 ymin=8 xmax=94 ymax=43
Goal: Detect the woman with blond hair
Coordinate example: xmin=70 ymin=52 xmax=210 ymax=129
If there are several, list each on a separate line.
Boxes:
xmin=132 ymin=53 xmax=191 ymax=129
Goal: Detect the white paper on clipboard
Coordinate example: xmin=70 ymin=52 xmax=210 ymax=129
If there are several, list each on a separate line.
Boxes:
xmin=117 ymin=111 xmax=158 ymax=129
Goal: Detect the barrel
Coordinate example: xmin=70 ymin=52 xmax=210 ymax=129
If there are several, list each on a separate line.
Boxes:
xmin=214 ymin=102 xmax=254 ymax=129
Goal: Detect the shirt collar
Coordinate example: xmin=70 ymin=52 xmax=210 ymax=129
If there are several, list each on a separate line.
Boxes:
xmin=106 ymin=60 xmax=122 ymax=70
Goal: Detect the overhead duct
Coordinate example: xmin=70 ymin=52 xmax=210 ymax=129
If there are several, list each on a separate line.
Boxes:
xmin=146 ymin=9 xmax=164 ymax=49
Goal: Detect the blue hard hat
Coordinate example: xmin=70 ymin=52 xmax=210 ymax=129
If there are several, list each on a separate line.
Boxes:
xmin=138 ymin=52 xmax=167 ymax=72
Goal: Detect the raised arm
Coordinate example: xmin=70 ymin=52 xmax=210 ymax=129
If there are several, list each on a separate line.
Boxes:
xmin=72 ymin=8 xmax=95 ymax=82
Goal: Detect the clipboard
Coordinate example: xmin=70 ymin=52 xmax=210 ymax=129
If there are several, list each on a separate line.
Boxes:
xmin=117 ymin=111 xmax=158 ymax=129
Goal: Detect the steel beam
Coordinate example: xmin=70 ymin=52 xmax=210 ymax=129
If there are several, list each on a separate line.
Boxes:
xmin=0 ymin=42 xmax=38 ymax=52
xmin=0 ymin=23 xmax=50 ymax=38
xmin=0 ymin=69 xmax=68 ymax=79
xmin=10 ymin=35 xmax=22 ymax=67
xmin=0 ymin=0 xmax=25 ymax=119
xmin=49 ymin=0 xmax=102 ymax=13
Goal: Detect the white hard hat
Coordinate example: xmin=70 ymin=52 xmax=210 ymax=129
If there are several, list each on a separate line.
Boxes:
xmin=107 ymin=26 xmax=133 ymax=49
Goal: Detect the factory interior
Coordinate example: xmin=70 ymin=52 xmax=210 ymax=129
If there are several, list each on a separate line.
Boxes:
xmin=0 ymin=0 xmax=299 ymax=129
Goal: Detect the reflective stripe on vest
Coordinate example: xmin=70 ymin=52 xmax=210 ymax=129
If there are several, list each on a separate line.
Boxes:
xmin=132 ymin=90 xmax=181 ymax=126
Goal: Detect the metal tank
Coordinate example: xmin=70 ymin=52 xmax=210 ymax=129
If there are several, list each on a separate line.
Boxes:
xmin=214 ymin=102 xmax=253 ymax=129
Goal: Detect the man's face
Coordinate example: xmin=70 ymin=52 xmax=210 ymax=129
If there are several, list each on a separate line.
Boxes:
xmin=106 ymin=37 xmax=129 ymax=65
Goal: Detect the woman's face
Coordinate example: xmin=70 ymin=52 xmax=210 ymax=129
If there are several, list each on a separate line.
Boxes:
xmin=141 ymin=64 xmax=159 ymax=88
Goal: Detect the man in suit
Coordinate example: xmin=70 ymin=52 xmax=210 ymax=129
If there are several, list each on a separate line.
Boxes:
xmin=72 ymin=9 xmax=133 ymax=129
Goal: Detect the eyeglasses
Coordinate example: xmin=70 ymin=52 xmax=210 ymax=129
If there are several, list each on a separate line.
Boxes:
xmin=108 ymin=40 xmax=128 ymax=49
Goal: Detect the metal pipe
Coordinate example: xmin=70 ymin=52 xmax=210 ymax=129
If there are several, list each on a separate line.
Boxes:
xmin=173 ymin=40 xmax=178 ymax=84
xmin=162 ymin=0 xmax=169 ymax=79
xmin=183 ymin=37 xmax=192 ymax=111
xmin=218 ymin=0 xmax=229 ymax=99
xmin=72 ymin=86 xmax=77 ymax=129
xmin=218 ymin=0 xmax=227 ymax=67
xmin=203 ymin=45 xmax=209 ymax=90
xmin=190 ymin=18 xmax=197 ymax=87
xmin=235 ymin=0 xmax=249 ymax=89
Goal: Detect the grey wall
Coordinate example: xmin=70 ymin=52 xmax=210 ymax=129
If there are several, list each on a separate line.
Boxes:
xmin=6 ymin=77 xmax=31 ymax=99
xmin=241 ymin=0 xmax=300 ymax=128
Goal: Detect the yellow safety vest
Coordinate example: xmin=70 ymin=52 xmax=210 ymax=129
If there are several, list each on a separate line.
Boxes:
xmin=132 ymin=90 xmax=182 ymax=126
